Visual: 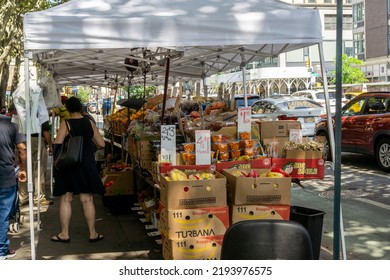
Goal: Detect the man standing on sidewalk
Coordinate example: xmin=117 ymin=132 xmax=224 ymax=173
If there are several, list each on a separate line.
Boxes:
xmin=18 ymin=119 xmax=53 ymax=206
xmin=0 ymin=114 xmax=27 ymax=260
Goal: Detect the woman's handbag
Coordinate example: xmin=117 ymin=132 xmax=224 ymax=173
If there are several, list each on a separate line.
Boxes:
xmin=54 ymin=120 xmax=83 ymax=169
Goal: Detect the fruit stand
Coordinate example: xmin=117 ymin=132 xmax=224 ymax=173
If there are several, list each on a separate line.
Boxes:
xmin=100 ymin=92 xmax=326 ymax=260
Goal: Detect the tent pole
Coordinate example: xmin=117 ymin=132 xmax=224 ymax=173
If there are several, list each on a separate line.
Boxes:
xmin=318 ymin=41 xmax=345 ymax=260
xmin=335 ymin=0 xmax=346 ymax=260
xmin=240 ymin=53 xmax=248 ymax=107
xmin=24 ymin=52 xmax=36 ymax=260
xmin=49 ymin=111 xmax=55 ymax=199
xmin=36 ymin=132 xmax=42 ymax=230
xmin=160 ymin=57 xmax=170 ymax=125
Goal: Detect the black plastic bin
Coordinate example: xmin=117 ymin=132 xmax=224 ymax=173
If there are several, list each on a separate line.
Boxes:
xmin=290 ymin=206 xmax=325 ymax=260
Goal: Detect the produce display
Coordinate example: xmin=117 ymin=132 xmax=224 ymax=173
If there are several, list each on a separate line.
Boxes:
xmin=164 ymin=168 xmax=216 ymax=181
xmin=229 ymin=165 xmax=289 ymax=178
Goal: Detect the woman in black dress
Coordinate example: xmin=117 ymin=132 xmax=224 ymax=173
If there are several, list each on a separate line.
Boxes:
xmin=51 ymin=97 xmax=105 ymax=243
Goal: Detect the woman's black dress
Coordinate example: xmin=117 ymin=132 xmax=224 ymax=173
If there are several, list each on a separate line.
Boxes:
xmin=53 ymin=117 xmax=105 ymax=196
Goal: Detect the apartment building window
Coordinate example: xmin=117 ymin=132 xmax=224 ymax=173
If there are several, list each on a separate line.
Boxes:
xmin=388 ymin=0 xmax=390 ymax=14
xmin=324 ymin=15 xmax=352 ymax=30
xmin=354 ymin=32 xmax=364 ymax=56
xmin=353 ymin=2 xmax=364 ymax=28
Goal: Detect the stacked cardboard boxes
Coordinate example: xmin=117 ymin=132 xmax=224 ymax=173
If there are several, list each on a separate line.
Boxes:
xmin=159 ymin=170 xmax=229 ymax=260
xmin=102 ymin=168 xmax=135 ymax=215
xmin=222 ymin=168 xmax=292 ymax=225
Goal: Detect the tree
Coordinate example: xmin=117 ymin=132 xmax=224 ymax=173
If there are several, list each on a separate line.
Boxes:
xmin=330 ymin=54 xmax=368 ymax=84
xmin=76 ymin=86 xmax=91 ymax=105
xmin=123 ymin=85 xmax=156 ymax=99
xmin=0 ymin=0 xmax=69 ymax=106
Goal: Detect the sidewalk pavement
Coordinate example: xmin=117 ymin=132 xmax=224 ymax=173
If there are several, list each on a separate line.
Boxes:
xmin=9 ymin=154 xmax=162 ymax=260
xmin=9 ymin=193 xmax=163 ymax=260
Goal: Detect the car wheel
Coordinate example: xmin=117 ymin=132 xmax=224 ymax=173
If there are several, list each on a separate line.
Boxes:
xmin=318 ymin=132 xmax=331 ymax=161
xmin=375 ymin=138 xmax=390 ymax=172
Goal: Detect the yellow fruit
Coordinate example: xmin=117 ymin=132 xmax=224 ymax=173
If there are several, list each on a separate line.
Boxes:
xmin=169 ymin=168 xmax=188 ymax=181
xmin=237 ymin=155 xmax=251 ymax=161
xmin=266 ymin=172 xmax=284 ymax=178
xmin=230 ymin=170 xmax=244 ymax=177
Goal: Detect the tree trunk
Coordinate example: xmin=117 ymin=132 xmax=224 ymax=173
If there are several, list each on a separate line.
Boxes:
xmin=0 ymin=61 xmax=10 ymax=107
xmin=11 ymin=56 xmax=21 ymax=93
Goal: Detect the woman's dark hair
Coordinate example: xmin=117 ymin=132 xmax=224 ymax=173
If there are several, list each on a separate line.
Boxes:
xmin=65 ymin=96 xmax=83 ymax=113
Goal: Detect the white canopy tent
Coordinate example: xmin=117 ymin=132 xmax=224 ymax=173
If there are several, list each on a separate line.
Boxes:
xmin=23 ymin=0 xmax=323 ymax=87
xmin=22 ymin=0 xmax=342 ymax=259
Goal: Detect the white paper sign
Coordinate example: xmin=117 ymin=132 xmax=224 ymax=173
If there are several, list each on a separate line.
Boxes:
xmin=195 ymin=130 xmax=211 ymax=165
xmin=237 ymin=107 xmax=252 ymax=133
xmin=160 ymin=125 xmax=176 ymax=165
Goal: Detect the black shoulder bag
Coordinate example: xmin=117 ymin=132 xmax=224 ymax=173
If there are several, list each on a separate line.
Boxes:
xmin=54 ymin=120 xmax=84 ymax=169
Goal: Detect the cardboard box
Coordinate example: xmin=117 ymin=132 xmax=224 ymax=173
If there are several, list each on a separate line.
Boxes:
xmin=159 ymin=171 xmax=227 ymax=209
xmin=162 ymin=235 xmax=223 ymax=260
xmin=140 ymin=159 xmax=152 ymax=170
xmin=230 ymin=204 xmax=290 ymax=224
xmin=103 ymin=169 xmax=135 ymax=196
xmin=257 ymin=120 xmax=301 ymax=140
xmin=222 ymin=169 xmax=292 ymax=205
xmin=159 ymin=164 xmax=212 ymax=174
xmin=138 ymin=150 xmax=153 ymax=160
xmin=285 ymin=150 xmax=323 ymax=160
xmin=159 ymin=206 xmax=229 ymax=239
xmin=262 ymin=137 xmax=290 ymax=158
xmin=215 ymin=157 xmax=272 ymax=172
xmin=271 ymin=158 xmax=325 ymax=179
xmin=211 ymin=125 xmax=261 ymax=142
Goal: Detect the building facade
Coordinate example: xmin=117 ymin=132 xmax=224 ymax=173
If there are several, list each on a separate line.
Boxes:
xmin=206 ymin=0 xmax=354 ymax=97
xmin=352 ymin=0 xmax=390 ymax=82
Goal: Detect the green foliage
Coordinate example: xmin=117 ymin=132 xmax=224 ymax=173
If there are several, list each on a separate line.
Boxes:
xmin=0 ymin=0 xmax=69 ymax=105
xmin=76 ymin=86 xmax=91 ymax=104
xmin=122 ymin=85 xmax=156 ymax=99
xmin=330 ymin=54 xmax=368 ymax=84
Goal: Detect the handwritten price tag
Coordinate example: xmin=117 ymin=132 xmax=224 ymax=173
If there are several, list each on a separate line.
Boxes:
xmin=160 ymin=125 xmax=176 ymax=165
xmin=195 ymin=130 xmax=211 ymax=165
xmin=237 ymin=107 xmax=251 ymax=133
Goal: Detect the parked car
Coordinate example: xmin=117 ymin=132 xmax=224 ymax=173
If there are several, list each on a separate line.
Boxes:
xmin=234 ymin=94 xmax=261 ymax=108
xmin=251 ymin=95 xmax=325 ymax=137
xmin=344 ymin=84 xmax=367 ymax=101
xmin=314 ymin=91 xmax=390 ymax=171
xmin=291 ymin=89 xmax=347 ymax=113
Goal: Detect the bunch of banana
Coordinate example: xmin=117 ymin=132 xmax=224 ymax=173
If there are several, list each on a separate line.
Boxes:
xmin=168 ymin=168 xmax=188 ymax=181
xmin=236 ymin=155 xmax=251 ymax=161
xmin=263 ymin=172 xmax=285 ymax=178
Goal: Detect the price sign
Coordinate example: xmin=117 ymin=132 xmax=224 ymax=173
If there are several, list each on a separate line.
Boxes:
xmin=195 ymin=130 xmax=211 ymax=165
xmin=160 ymin=125 xmax=176 ymax=165
xmin=237 ymin=107 xmax=251 ymax=133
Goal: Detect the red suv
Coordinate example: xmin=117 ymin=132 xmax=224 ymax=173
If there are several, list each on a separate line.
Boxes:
xmin=314 ymin=92 xmax=390 ymax=171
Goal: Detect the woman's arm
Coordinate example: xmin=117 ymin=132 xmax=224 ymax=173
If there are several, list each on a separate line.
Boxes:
xmin=53 ymin=120 xmax=68 ymax=144
xmin=17 ymin=142 xmax=27 ymax=182
xmin=90 ymin=120 xmax=105 ymax=148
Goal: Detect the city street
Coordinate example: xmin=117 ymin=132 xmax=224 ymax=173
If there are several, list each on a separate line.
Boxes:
xmin=292 ymin=153 xmax=390 ymax=260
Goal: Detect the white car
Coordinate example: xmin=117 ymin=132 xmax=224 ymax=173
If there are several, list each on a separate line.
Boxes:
xmin=251 ymin=95 xmax=325 ymax=137
xmin=291 ymin=89 xmax=347 ymax=113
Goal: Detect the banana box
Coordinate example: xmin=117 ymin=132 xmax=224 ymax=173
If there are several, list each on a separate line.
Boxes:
xmin=162 ymin=235 xmax=223 ymax=260
xmin=159 ymin=170 xmax=227 ymax=209
xmin=222 ymin=169 xmax=291 ymax=205
xmin=159 ymin=206 xmax=229 ymax=239
xmin=215 ymin=157 xmax=272 ymax=172
xmin=230 ymin=204 xmax=290 ymax=224
xmin=271 ymin=158 xmax=325 ymax=179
